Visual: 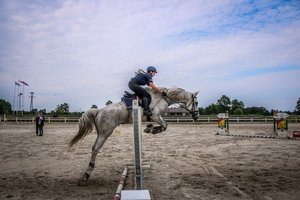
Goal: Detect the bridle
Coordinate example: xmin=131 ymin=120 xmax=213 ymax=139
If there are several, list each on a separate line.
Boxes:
xmin=162 ymin=93 xmax=198 ymax=120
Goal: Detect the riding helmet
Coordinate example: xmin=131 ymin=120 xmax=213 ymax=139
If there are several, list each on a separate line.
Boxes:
xmin=147 ymin=66 xmax=157 ymax=73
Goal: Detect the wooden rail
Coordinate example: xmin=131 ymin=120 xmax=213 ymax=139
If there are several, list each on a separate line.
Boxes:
xmin=0 ymin=117 xmax=79 ymax=124
xmin=0 ymin=115 xmax=299 ymax=124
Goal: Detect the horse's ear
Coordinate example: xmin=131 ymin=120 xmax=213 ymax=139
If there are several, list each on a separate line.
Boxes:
xmin=193 ymin=91 xmax=199 ymax=96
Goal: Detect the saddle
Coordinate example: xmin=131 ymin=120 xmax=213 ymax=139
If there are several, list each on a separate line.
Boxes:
xmin=121 ymin=91 xmax=142 ymax=109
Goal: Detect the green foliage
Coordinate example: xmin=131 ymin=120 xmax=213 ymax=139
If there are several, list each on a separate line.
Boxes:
xmin=204 ymin=103 xmax=218 ymax=114
xmin=0 ymin=99 xmax=12 ymax=115
xmin=198 ymin=107 xmax=205 ymax=115
xmin=39 ymin=109 xmax=47 ymax=114
xmin=216 ymin=95 xmax=231 ymax=113
xmin=233 ymin=108 xmax=244 ymax=115
xmin=55 ymin=103 xmax=69 ymax=115
xmin=244 ymin=107 xmax=270 ymax=115
xmin=296 ymin=97 xmax=300 ymax=114
xmin=199 ymin=95 xmax=274 ymax=115
xmin=231 ymin=99 xmax=245 ymax=113
xmin=32 ymin=108 xmax=38 ymax=114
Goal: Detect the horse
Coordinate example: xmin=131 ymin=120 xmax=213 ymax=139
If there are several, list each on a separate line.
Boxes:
xmin=69 ymin=87 xmax=199 ymax=185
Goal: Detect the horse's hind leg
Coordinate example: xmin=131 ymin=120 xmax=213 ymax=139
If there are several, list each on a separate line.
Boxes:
xmin=79 ymin=134 xmax=108 ymax=186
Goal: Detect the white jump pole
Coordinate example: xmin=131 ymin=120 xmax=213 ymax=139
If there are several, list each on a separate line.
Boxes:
xmin=121 ymin=100 xmax=151 ymax=200
xmin=132 ymin=100 xmax=143 ymax=190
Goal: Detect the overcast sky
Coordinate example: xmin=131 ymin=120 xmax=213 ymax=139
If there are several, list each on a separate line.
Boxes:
xmin=0 ymin=0 xmax=299 ymax=112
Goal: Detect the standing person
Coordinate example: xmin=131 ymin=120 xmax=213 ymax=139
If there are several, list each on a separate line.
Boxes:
xmin=35 ymin=112 xmax=45 ymax=136
xmin=128 ymin=66 xmax=166 ymax=118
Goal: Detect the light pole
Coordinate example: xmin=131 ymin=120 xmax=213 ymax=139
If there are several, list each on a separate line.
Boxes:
xmin=18 ymin=92 xmax=22 ymax=115
xmin=29 ymin=92 xmax=35 ymax=113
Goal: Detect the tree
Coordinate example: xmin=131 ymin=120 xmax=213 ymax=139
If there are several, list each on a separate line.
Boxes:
xmin=245 ymin=106 xmax=269 ymax=115
xmin=233 ymin=108 xmax=244 ymax=115
xmin=231 ymin=99 xmax=245 ymax=114
xmin=295 ymin=97 xmax=300 ymax=114
xmin=204 ymin=103 xmax=218 ymax=114
xmin=55 ymin=103 xmax=69 ymax=115
xmin=198 ymin=107 xmax=205 ymax=115
xmin=39 ymin=109 xmax=47 ymax=114
xmin=0 ymin=99 xmax=12 ymax=115
xmin=216 ymin=95 xmax=231 ymax=113
xmin=32 ymin=108 xmax=38 ymax=114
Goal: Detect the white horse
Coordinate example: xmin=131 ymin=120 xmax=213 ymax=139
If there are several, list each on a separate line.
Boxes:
xmin=69 ymin=87 xmax=199 ymax=185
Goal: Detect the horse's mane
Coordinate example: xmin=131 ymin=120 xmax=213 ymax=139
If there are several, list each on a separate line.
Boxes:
xmin=147 ymin=87 xmax=191 ymax=100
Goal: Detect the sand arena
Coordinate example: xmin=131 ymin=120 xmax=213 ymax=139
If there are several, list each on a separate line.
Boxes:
xmin=0 ymin=123 xmax=299 ymax=200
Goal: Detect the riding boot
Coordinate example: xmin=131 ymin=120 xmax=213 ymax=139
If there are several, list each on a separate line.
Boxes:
xmin=146 ymin=115 xmax=152 ymax=122
xmin=142 ymin=97 xmax=152 ymax=117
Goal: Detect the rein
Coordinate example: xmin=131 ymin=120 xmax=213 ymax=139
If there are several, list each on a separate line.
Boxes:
xmin=151 ymin=93 xmax=198 ymax=117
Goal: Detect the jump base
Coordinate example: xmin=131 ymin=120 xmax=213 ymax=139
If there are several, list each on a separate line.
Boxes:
xmin=121 ymin=190 xmax=151 ymax=200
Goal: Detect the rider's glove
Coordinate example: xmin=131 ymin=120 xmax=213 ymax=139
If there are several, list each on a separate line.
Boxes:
xmin=162 ymin=92 xmax=167 ymax=96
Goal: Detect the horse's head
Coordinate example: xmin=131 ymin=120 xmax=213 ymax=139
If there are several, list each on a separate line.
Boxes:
xmin=163 ymin=88 xmax=199 ymax=121
xmin=185 ymin=91 xmax=199 ymax=121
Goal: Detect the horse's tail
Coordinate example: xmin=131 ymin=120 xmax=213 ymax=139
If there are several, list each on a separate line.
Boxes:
xmin=69 ymin=108 xmax=98 ymax=147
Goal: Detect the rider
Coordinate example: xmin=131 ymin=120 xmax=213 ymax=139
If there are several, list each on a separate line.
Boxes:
xmin=128 ymin=66 xmax=166 ymax=117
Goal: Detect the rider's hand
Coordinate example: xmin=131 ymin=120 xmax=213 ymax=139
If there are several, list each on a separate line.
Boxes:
xmin=162 ymin=92 xmax=167 ymax=96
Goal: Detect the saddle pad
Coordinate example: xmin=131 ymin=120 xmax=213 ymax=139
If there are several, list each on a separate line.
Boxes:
xmin=121 ymin=97 xmax=134 ymax=109
xmin=121 ymin=97 xmax=142 ymax=109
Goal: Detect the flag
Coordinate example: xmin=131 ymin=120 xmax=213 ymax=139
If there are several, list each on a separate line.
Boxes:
xmin=15 ymin=82 xmax=21 ymax=86
xmin=19 ymin=80 xmax=29 ymax=86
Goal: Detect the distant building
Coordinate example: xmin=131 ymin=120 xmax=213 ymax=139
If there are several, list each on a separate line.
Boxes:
xmin=167 ymin=107 xmax=189 ymax=116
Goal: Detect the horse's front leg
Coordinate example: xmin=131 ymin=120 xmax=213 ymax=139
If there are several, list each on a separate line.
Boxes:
xmin=144 ymin=115 xmax=168 ymax=134
xmin=79 ymin=134 xmax=107 ymax=186
xmin=158 ymin=115 xmax=168 ymax=131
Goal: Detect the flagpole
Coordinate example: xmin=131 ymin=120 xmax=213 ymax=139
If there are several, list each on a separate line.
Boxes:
xmin=17 ymin=84 xmax=20 ymax=115
xmin=22 ymin=84 xmax=24 ymax=115
xmin=18 ymin=92 xmax=22 ymax=115
xmin=13 ymin=83 xmax=16 ymax=115
xmin=18 ymin=80 xmax=30 ymax=115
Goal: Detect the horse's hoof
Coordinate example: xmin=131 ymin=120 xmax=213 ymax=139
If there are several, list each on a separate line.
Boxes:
xmin=146 ymin=124 xmax=153 ymax=128
xmin=144 ymin=128 xmax=152 ymax=133
xmin=152 ymin=127 xmax=162 ymax=134
xmin=144 ymin=126 xmax=154 ymax=133
xmin=78 ymin=173 xmax=90 ymax=186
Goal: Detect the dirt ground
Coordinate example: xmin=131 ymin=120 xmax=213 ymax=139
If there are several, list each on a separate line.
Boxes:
xmin=0 ymin=123 xmax=299 ymax=200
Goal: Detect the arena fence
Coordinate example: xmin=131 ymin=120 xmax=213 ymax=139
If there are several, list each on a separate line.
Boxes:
xmin=0 ymin=115 xmax=299 ymax=124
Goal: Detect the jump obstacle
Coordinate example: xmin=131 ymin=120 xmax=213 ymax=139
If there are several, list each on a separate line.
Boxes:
xmin=216 ymin=113 xmax=229 ymax=134
xmin=118 ymin=100 xmax=151 ymax=200
xmin=216 ymin=112 xmax=297 ymax=139
xmin=273 ymin=112 xmax=289 ymax=138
